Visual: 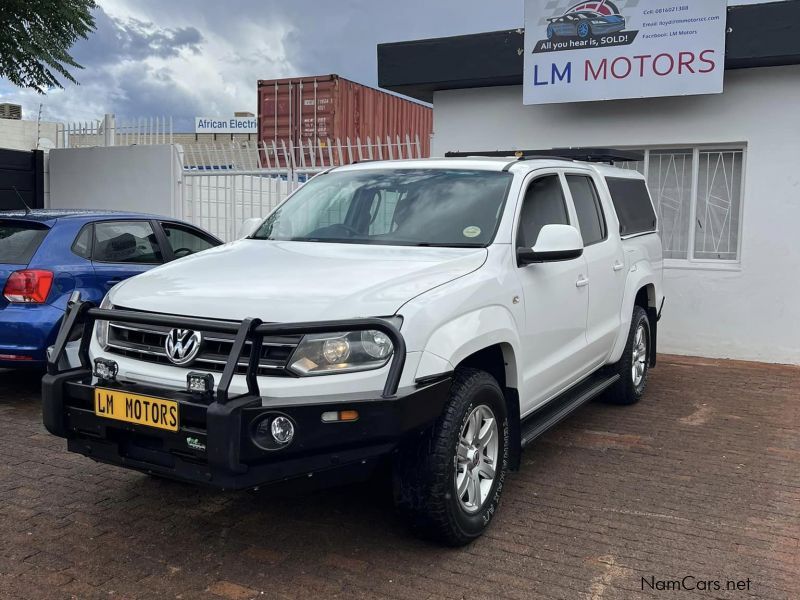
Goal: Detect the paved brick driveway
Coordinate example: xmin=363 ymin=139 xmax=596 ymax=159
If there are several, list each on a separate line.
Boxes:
xmin=0 ymin=356 xmax=798 ymax=600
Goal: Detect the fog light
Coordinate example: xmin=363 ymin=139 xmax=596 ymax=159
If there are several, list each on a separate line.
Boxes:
xmin=187 ymin=372 xmax=214 ymax=395
xmin=271 ymin=416 xmax=294 ymax=445
xmin=251 ymin=413 xmax=296 ymax=450
xmin=93 ymin=358 xmax=118 ymax=381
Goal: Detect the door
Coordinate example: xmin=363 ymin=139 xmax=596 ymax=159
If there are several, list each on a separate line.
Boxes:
xmin=564 ymin=173 xmax=626 ymax=364
xmin=515 ymin=173 xmax=591 ymax=413
xmin=91 ymin=220 xmax=164 ymax=292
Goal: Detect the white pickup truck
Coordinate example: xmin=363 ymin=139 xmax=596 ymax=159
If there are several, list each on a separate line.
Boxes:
xmin=43 ymin=154 xmax=663 ymax=545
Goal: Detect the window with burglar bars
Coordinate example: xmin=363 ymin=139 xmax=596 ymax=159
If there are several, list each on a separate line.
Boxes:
xmin=616 ymin=147 xmax=745 ymax=264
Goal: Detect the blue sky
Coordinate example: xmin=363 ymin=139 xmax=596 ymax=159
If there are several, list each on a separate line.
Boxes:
xmin=0 ymin=0 xmax=777 ymax=131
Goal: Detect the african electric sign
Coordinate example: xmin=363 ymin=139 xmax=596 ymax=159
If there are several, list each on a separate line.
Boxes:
xmin=523 ymin=0 xmax=727 ymax=104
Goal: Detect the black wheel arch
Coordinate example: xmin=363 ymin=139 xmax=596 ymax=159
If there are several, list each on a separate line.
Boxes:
xmin=634 ymin=285 xmax=658 ymax=367
xmin=455 ymin=344 xmax=521 ymax=470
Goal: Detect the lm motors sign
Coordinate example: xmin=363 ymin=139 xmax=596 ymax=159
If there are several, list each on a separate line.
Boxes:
xmin=523 ymin=0 xmax=727 ymax=104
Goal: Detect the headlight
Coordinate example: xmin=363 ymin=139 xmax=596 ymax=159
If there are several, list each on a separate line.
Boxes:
xmin=288 ymin=317 xmax=401 ymax=376
xmin=95 ymin=294 xmax=114 ymax=349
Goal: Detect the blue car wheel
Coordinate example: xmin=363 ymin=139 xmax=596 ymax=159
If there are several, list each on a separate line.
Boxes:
xmin=577 ymin=22 xmax=592 ymax=38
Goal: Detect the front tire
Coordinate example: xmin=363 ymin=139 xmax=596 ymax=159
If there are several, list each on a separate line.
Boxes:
xmin=393 ymin=369 xmax=509 ymax=546
xmin=605 ymin=306 xmax=651 ymax=405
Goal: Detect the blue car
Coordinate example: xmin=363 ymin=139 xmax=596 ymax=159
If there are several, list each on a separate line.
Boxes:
xmin=547 ymin=11 xmax=626 ymax=40
xmin=0 ymin=210 xmax=222 ymax=368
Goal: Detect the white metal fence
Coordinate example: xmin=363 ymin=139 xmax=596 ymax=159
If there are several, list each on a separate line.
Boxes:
xmin=181 ymin=134 xmax=423 ymax=171
xmin=181 ymin=172 xmax=295 ymax=240
xmin=179 ymin=136 xmax=425 ymax=241
xmin=57 ymin=114 xmax=174 ymax=148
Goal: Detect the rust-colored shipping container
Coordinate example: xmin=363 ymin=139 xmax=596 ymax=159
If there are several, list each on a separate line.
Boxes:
xmin=257 ymin=74 xmax=432 ymax=164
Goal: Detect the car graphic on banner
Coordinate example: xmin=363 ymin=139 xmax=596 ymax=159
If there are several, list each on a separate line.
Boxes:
xmin=534 ymin=0 xmax=638 ymax=53
xmin=546 ymin=2 xmax=627 ymax=41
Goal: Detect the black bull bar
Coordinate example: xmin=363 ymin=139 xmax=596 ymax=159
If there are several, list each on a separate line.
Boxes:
xmin=46 ymin=296 xmax=407 ymax=401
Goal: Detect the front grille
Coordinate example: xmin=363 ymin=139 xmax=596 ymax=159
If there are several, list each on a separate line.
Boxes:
xmin=106 ymin=322 xmax=300 ymax=377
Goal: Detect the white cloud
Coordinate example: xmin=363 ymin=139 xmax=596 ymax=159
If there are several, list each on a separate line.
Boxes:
xmin=0 ymin=1 xmax=296 ymax=129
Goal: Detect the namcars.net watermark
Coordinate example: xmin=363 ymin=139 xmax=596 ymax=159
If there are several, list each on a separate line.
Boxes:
xmin=642 ymin=576 xmax=752 ymax=593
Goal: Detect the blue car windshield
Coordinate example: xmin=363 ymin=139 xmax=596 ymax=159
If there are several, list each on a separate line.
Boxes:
xmin=252 ymin=169 xmax=513 ymax=247
xmin=0 ymin=221 xmax=49 ymax=264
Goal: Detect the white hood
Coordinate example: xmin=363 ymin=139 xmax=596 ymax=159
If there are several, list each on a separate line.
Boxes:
xmin=109 ymin=240 xmax=487 ymax=322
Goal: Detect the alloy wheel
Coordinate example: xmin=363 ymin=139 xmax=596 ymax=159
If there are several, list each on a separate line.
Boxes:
xmin=454 ymin=404 xmax=498 ymax=513
xmin=631 ymin=324 xmax=648 ymax=387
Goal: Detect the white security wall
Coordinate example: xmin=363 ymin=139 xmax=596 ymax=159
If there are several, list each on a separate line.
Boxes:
xmin=432 ymin=65 xmax=800 ymax=364
xmin=0 ymin=119 xmax=59 ymax=152
xmin=48 ymin=145 xmax=182 ymax=217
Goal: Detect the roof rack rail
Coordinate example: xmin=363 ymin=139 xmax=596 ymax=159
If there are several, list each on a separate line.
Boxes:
xmin=445 ymin=148 xmax=644 ymax=165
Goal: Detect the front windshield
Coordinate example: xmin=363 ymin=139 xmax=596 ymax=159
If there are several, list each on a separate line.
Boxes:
xmin=252 ymin=169 xmax=513 ymax=247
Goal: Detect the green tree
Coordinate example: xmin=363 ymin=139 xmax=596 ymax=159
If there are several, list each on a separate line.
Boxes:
xmin=0 ymin=0 xmax=97 ymax=92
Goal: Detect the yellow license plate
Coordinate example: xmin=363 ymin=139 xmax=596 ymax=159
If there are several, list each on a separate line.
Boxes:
xmin=94 ymin=388 xmax=179 ymax=432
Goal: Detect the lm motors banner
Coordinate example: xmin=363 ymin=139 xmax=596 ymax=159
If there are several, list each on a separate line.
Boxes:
xmin=523 ymin=0 xmax=727 ymax=104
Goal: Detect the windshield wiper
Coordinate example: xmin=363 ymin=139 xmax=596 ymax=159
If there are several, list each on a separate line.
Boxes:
xmin=411 ymin=242 xmax=483 ymax=248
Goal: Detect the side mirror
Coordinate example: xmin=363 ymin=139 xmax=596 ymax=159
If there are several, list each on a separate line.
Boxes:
xmin=517 ymin=224 xmax=584 ymax=266
xmin=237 ymin=217 xmax=263 ymax=239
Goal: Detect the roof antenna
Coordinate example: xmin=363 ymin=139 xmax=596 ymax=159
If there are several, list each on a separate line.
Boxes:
xmin=11 ymin=186 xmax=32 ymax=215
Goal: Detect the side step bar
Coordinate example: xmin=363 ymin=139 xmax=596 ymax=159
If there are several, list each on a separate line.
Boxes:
xmin=520 ymin=372 xmax=620 ymax=448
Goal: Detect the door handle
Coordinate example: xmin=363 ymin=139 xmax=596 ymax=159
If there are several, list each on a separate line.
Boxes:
xmin=613 ymin=261 xmax=625 ymax=272
xmin=576 ymin=276 xmax=590 ymax=288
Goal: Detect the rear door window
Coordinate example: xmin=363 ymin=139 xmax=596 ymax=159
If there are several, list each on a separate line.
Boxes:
xmin=566 ymin=175 xmax=607 ymax=245
xmin=93 ymin=221 xmax=163 ymax=264
xmin=605 ymin=177 xmax=658 ymax=236
xmin=0 ymin=221 xmax=49 ymax=264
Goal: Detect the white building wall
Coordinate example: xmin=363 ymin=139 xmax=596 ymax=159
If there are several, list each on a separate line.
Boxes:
xmin=432 ymin=65 xmax=800 ymax=364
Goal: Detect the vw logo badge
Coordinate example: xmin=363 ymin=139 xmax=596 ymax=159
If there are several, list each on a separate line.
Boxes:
xmin=165 ymin=329 xmax=202 ymax=365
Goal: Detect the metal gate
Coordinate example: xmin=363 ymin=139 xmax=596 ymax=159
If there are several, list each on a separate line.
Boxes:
xmin=181 ymin=170 xmax=300 ymax=241
xmin=0 ymin=149 xmax=44 ymax=211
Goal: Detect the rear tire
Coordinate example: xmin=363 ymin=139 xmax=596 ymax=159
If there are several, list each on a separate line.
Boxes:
xmin=393 ymin=368 xmax=509 ymax=546
xmin=604 ymin=306 xmax=651 ymax=405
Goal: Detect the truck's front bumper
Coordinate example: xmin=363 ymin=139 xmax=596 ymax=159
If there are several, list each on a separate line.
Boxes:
xmin=42 ymin=370 xmax=451 ymax=490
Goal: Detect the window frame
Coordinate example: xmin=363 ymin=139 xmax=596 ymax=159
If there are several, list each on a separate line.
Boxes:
xmin=615 ymin=143 xmax=746 ymax=270
xmin=563 ymin=172 xmax=608 ymax=247
xmin=91 ymin=219 xmax=165 ymax=265
xmin=513 ymin=171 xmax=574 ymax=253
